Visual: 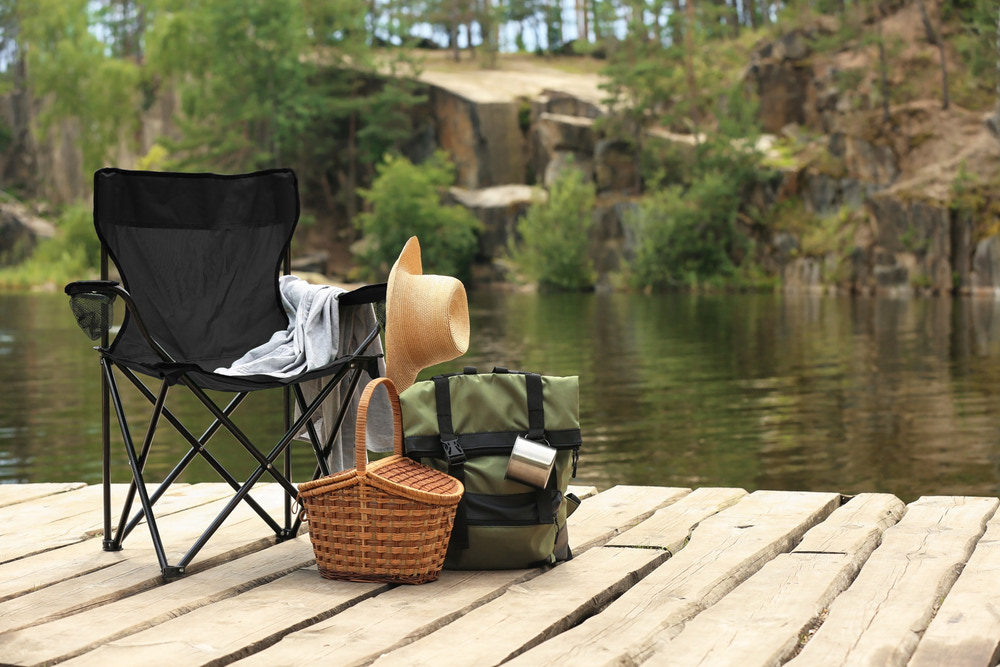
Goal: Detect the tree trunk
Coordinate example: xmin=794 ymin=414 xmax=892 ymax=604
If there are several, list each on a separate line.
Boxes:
xmin=917 ymin=0 xmax=937 ymax=44
xmin=878 ymin=18 xmax=890 ymax=124
xmin=995 ymin=1 xmax=1000 ymax=136
xmin=346 ymin=110 xmax=358 ymax=222
xmin=685 ymin=0 xmax=698 ymax=124
xmin=938 ymin=1 xmax=949 ymax=109
xmin=451 ymin=0 xmax=461 ymax=61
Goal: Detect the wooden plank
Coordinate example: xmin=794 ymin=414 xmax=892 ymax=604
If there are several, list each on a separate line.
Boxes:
xmin=0 ymin=535 xmax=320 ymax=666
xmin=231 ymin=485 xmax=691 ymax=667
xmin=894 ymin=501 xmax=1000 ymax=667
xmin=365 ymin=490 xmax=747 ymax=667
xmin=787 ymin=495 xmax=999 ymax=667
xmin=0 ymin=485 xmax=113 ymax=561
xmin=567 ymin=485 xmax=692 ymax=552
xmin=644 ymin=493 xmax=906 ymax=666
xmin=505 ymin=490 xmax=841 ymax=666
xmin=0 ymin=483 xmax=238 ymax=564
xmin=0 ymin=483 xmax=86 ymax=508
xmin=233 ymin=569 xmax=540 ymax=667
xmin=371 ymin=547 xmax=665 ymax=667
xmin=56 ymin=566 xmax=387 ymax=667
xmin=607 ymin=486 xmax=748 ymax=551
xmin=0 ymin=484 xmax=290 ymax=602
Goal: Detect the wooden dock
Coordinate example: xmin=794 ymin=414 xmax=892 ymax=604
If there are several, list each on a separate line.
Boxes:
xmin=1 ymin=482 xmax=999 ymax=666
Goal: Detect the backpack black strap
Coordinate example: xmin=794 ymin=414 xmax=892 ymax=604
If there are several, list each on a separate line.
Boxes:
xmin=495 ymin=367 xmax=545 ymax=442
xmin=525 ymin=373 xmax=545 ymax=441
xmin=434 ymin=375 xmax=466 ymax=466
xmin=433 ymin=369 xmax=551 ymax=552
xmin=434 ymin=374 xmax=469 ymax=549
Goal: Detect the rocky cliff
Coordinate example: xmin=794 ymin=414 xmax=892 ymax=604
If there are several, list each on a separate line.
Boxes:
xmin=3 ymin=12 xmax=998 ymax=295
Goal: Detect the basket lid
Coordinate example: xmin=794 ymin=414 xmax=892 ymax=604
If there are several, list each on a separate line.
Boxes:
xmin=368 ymin=455 xmax=464 ymax=504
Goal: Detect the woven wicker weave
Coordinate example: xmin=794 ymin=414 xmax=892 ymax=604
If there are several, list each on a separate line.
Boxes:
xmin=298 ymin=377 xmax=463 ymax=584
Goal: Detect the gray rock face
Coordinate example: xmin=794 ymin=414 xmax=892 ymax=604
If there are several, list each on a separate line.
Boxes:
xmin=0 ymin=201 xmax=56 ymax=267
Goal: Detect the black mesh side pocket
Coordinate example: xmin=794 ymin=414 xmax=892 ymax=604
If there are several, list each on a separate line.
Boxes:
xmin=69 ymin=292 xmax=116 ymax=341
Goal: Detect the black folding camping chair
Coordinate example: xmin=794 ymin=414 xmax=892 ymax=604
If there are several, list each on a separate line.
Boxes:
xmin=65 ymin=168 xmax=385 ymax=580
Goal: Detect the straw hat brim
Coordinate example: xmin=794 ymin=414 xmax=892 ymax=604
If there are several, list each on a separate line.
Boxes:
xmin=385 ymin=237 xmax=470 ymax=392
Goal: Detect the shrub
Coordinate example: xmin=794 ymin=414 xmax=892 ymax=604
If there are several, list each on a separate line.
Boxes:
xmin=355 ymin=151 xmax=481 ymax=280
xmin=509 ymin=163 xmax=596 ymax=290
xmin=627 ymin=170 xmax=746 ymax=289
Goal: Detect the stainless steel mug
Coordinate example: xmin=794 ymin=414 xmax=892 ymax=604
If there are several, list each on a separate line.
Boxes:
xmin=505 ymin=436 xmax=557 ymax=488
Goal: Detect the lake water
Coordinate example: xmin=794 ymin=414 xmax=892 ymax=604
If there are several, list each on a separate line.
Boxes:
xmin=4 ymin=289 xmax=1000 ymax=502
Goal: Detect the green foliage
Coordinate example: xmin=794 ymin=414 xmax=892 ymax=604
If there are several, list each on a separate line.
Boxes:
xmin=145 ymin=0 xmax=312 ymax=170
xmin=951 ymin=160 xmax=986 ymax=220
xmin=627 ymin=171 xmax=746 ymax=289
xmin=20 ymin=0 xmax=142 ymax=174
xmin=355 ymin=151 xmax=481 ymax=280
xmin=800 ymin=206 xmax=857 ymax=257
xmin=834 ymin=68 xmax=866 ymax=93
xmin=509 ymin=164 xmax=596 ymax=291
xmin=0 ymin=204 xmax=99 ymax=288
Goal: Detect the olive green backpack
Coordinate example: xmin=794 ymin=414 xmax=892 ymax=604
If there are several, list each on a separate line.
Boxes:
xmin=400 ymin=367 xmax=582 ymax=569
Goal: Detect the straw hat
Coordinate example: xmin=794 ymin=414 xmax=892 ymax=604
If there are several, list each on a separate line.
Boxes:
xmin=385 ymin=236 xmax=470 ymax=392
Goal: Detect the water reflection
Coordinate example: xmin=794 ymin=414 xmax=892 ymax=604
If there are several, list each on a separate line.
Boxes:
xmin=4 ymin=290 xmax=1000 ymax=501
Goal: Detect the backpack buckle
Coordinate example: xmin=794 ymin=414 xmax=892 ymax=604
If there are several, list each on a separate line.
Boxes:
xmin=441 ymin=438 xmax=467 ymax=465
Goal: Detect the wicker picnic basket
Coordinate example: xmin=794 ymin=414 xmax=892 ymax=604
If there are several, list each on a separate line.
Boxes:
xmin=298 ymin=377 xmax=464 ymax=584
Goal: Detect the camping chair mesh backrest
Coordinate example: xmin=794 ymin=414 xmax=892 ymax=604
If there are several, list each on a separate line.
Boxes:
xmin=66 ymin=167 xmax=385 ymax=580
xmin=95 ymin=168 xmax=298 ymax=390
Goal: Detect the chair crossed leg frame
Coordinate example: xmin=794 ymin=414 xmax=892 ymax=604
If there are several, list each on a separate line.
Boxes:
xmin=100 ymin=352 xmax=375 ymax=580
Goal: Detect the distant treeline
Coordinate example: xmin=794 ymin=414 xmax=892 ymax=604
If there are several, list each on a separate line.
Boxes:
xmin=1 ymin=1 xmax=998 ymax=292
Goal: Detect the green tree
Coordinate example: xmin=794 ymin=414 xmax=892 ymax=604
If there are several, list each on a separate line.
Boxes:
xmin=300 ymin=0 xmax=425 ymax=221
xmin=144 ymin=0 xmax=312 ymax=171
xmin=355 ymin=151 xmax=481 ymax=280
xmin=19 ymin=0 xmax=142 ymax=174
xmin=509 ymin=163 xmax=596 ymax=290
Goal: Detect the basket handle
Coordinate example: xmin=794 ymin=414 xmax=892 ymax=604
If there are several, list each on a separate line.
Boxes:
xmin=355 ymin=377 xmax=403 ymax=475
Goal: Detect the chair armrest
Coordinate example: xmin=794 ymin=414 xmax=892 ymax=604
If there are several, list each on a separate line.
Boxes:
xmin=339 ymin=282 xmax=386 ymax=307
xmin=65 ymin=280 xmax=120 ymax=296
xmin=64 ymin=280 xmax=176 ymax=362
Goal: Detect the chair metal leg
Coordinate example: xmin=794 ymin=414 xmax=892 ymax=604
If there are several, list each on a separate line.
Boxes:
xmin=114 ymin=369 xmax=281 ymax=541
xmin=294 ymin=386 xmax=330 ymax=478
xmin=103 ymin=361 xmax=172 ymax=574
xmin=97 ymin=355 xmax=377 ymax=579
xmin=100 ymin=358 xmax=116 ymax=551
xmin=171 ymin=365 xmax=360 ymax=568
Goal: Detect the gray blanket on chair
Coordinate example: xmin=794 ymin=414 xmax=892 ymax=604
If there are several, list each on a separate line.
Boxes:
xmin=214 ymin=275 xmax=394 ymax=472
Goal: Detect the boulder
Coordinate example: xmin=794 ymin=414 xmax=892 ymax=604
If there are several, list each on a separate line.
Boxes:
xmin=431 ymin=86 xmax=525 ymax=189
xmin=0 ymin=201 xmax=56 ymax=267
xmin=843 ymin=135 xmax=899 ymax=186
xmin=594 ymin=139 xmax=638 ymax=194
xmin=544 ymin=150 xmax=594 ymax=187
xmin=972 ymin=236 xmax=1000 ymax=291
xmin=783 ymin=256 xmax=824 ymax=291
xmin=532 ymin=90 xmax=602 ymax=120
xmin=591 ymin=197 xmax=639 ymax=278
xmin=449 ymin=184 xmax=542 ymax=265
xmin=536 ymin=112 xmax=595 ymax=155
xmin=867 ymin=195 xmax=953 ymax=293
xmin=533 ymin=112 xmax=596 ymax=185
